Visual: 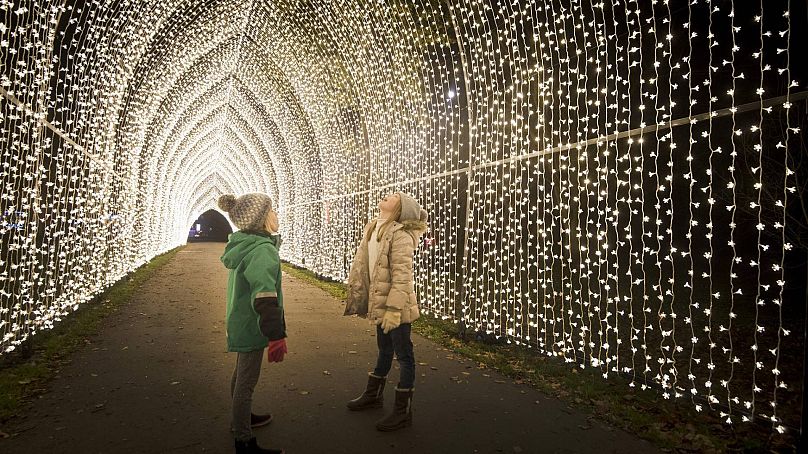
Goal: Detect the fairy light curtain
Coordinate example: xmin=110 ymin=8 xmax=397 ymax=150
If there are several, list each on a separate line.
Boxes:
xmin=0 ymin=0 xmax=804 ymax=434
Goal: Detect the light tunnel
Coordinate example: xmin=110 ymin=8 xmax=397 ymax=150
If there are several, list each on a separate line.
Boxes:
xmin=1 ymin=0 xmax=807 ymax=436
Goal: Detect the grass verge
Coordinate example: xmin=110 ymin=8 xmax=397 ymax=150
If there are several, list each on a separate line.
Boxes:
xmin=281 ymin=262 xmax=795 ymax=453
xmin=0 ymin=247 xmax=182 ymax=425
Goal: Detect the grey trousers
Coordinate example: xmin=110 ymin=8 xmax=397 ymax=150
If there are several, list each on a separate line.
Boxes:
xmin=230 ymin=350 xmax=263 ymax=441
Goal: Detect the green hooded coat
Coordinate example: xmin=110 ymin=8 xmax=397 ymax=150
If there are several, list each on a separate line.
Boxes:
xmin=220 ymin=231 xmax=286 ymax=352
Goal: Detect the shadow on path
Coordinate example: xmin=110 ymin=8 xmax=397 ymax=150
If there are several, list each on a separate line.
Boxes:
xmin=1 ymin=243 xmax=659 ymax=453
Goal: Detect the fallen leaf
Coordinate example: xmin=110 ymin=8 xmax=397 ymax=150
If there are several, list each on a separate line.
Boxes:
xmin=0 ymin=430 xmax=9 ymax=438
xmin=300 ymin=391 xmax=310 ymax=395
xmin=322 ymin=371 xmax=331 ymax=375
xmin=170 ymin=381 xmax=181 ymax=385
xmin=348 ymin=351 xmax=358 ymax=354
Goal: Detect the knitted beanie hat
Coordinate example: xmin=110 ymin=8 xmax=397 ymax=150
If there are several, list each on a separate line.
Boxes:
xmin=217 ymin=193 xmax=274 ymax=231
xmin=397 ymin=192 xmax=427 ymax=222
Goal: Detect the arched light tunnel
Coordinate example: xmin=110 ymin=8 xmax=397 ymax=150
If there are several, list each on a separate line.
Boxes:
xmin=1 ymin=0 xmax=807 ymax=436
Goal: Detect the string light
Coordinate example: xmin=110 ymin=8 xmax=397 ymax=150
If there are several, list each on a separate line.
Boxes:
xmin=0 ymin=0 xmax=803 ymax=434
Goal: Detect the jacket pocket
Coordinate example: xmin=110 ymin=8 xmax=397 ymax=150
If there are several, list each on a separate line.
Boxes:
xmin=344 ymin=285 xmax=368 ymax=316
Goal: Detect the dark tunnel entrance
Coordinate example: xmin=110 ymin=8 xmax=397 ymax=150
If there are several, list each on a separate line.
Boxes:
xmin=187 ymin=209 xmax=232 ymax=242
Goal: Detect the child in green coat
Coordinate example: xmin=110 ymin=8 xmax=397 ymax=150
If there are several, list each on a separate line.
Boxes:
xmin=218 ymin=193 xmax=286 ymax=454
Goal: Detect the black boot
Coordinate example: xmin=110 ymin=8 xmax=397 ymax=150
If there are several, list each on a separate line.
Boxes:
xmin=375 ymin=387 xmax=413 ymax=431
xmin=346 ymin=373 xmax=386 ymax=411
xmin=234 ymin=437 xmax=284 ymax=454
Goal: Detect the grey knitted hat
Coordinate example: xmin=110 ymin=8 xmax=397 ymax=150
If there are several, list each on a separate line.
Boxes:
xmin=397 ymin=192 xmax=427 ymax=222
xmin=217 ymin=193 xmax=274 ymax=231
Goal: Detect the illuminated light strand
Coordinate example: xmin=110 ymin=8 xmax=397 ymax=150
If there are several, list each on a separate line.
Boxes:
xmin=705 ymin=0 xmax=717 ymax=410
xmin=771 ymin=1 xmax=791 ymax=435
xmin=724 ymin=0 xmax=739 ymax=424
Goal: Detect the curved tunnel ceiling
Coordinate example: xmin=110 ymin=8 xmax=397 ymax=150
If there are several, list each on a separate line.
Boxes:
xmin=1 ymin=0 xmax=806 ymax=435
xmin=121 ymin=1 xmax=326 ymax=251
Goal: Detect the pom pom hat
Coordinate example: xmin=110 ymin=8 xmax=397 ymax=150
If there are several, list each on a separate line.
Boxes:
xmin=397 ymin=192 xmax=427 ymax=222
xmin=217 ymin=193 xmax=274 ymax=231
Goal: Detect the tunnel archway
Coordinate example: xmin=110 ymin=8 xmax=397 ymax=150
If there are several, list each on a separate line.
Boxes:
xmin=1 ymin=0 xmax=806 ymax=435
xmin=188 ymin=209 xmax=234 ymax=243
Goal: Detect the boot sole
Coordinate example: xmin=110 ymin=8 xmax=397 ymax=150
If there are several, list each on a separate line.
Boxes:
xmin=375 ymin=419 xmax=412 ymax=431
xmin=347 ymin=401 xmax=384 ymax=411
xmin=250 ymin=417 xmax=273 ymax=428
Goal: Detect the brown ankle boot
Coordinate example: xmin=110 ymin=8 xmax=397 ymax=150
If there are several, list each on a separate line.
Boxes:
xmin=347 ymin=373 xmax=386 ymax=411
xmin=375 ymin=387 xmax=413 ymax=431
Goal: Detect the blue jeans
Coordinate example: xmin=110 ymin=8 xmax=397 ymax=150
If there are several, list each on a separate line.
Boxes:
xmin=372 ymin=323 xmax=415 ymax=389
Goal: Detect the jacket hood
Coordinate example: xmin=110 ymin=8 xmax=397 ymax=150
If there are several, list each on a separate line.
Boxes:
xmin=390 ymin=219 xmax=428 ymax=246
xmin=400 ymin=219 xmax=427 ymax=236
xmin=220 ymin=230 xmax=280 ymax=270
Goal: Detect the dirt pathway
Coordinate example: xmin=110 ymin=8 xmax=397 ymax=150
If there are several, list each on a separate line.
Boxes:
xmin=1 ymin=243 xmax=659 ymax=453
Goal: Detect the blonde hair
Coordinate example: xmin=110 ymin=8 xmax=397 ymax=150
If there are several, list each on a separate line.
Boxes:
xmin=377 ymin=197 xmax=402 ymax=242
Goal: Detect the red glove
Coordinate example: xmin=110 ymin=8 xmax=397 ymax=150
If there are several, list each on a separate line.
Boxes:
xmin=267 ymin=339 xmax=287 ymax=363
